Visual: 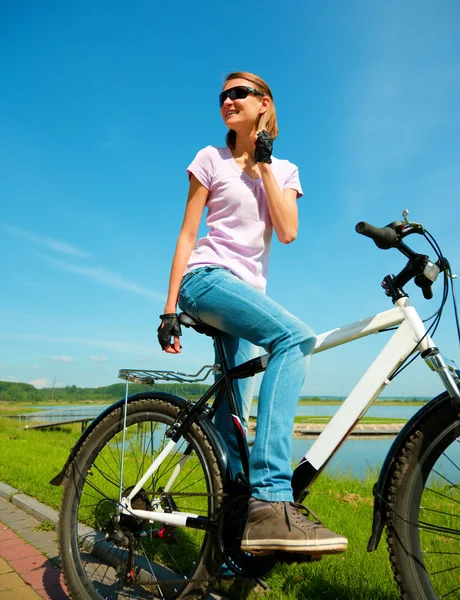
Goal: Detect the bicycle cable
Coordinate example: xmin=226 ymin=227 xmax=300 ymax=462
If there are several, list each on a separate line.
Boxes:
xmin=443 ymin=255 xmax=460 ymax=346
xmin=389 ymin=229 xmax=451 ymax=381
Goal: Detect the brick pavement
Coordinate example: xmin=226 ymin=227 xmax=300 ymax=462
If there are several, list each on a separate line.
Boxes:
xmin=0 ymin=496 xmax=69 ymax=600
xmin=0 ymin=485 xmax=231 ymax=600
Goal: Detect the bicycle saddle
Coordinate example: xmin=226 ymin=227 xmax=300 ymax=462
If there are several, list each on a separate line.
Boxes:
xmin=178 ymin=312 xmax=221 ymax=337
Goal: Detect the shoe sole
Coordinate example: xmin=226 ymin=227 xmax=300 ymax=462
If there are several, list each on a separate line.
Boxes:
xmin=241 ymin=540 xmax=348 ymax=556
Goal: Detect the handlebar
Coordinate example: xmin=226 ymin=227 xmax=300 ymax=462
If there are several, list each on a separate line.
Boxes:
xmin=355 ymin=216 xmax=443 ymax=301
xmin=355 ymin=222 xmax=399 ymax=250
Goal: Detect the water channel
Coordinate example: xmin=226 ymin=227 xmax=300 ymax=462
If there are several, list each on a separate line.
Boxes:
xmin=26 ymin=403 xmax=427 ymax=479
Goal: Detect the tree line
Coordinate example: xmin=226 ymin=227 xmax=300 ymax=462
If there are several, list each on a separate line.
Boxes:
xmin=0 ymin=380 xmax=210 ymax=403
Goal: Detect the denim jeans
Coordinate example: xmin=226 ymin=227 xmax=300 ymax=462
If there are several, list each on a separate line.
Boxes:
xmin=179 ymin=266 xmax=316 ymax=502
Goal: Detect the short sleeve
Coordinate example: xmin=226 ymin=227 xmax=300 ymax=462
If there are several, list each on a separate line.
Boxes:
xmin=186 ymin=146 xmax=215 ymax=190
xmin=284 ymin=161 xmax=303 ymax=199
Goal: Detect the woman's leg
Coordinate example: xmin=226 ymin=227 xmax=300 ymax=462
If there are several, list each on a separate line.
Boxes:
xmin=179 ymin=266 xmax=315 ymax=502
xmin=179 ymin=266 xmax=348 ymax=555
xmin=213 ymin=334 xmax=258 ymax=478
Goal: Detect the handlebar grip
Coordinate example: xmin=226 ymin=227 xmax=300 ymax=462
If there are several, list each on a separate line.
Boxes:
xmin=355 ymin=221 xmax=399 ymax=250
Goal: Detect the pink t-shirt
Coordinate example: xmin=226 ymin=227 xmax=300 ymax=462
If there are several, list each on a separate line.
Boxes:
xmin=184 ymin=145 xmax=303 ymax=293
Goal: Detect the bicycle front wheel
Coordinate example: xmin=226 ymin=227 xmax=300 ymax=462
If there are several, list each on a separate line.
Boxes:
xmin=387 ymin=394 xmax=460 ymax=599
xmin=59 ymin=395 xmax=224 ymax=600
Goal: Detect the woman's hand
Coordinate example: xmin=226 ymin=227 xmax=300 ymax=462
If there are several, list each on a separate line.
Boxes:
xmin=254 ymin=130 xmax=273 ymax=164
xmin=158 ymin=314 xmax=182 ymax=354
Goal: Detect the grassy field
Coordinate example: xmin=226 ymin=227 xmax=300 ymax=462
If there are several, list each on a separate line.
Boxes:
xmin=292 ymin=416 xmax=406 ymax=425
xmin=298 ymin=398 xmax=427 ymax=406
xmin=2 ymin=409 xmax=457 ymax=599
xmin=0 ymin=413 xmax=403 ymax=599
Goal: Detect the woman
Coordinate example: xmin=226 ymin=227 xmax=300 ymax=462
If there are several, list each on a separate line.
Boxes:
xmin=159 ymin=72 xmax=347 ymax=556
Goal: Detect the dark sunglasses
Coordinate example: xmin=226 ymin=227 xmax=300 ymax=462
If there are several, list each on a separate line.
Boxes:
xmin=219 ymin=85 xmax=264 ymax=107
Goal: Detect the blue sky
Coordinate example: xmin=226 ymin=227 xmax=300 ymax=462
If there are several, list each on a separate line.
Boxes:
xmin=1 ymin=1 xmax=459 ymax=397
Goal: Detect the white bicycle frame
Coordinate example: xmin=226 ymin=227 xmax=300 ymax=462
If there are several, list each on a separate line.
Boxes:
xmin=120 ymin=296 xmax=459 ymax=527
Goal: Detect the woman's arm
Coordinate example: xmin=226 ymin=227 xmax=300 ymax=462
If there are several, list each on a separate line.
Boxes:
xmin=161 ymin=175 xmax=209 ymax=353
xmin=258 ymin=163 xmax=298 ymax=244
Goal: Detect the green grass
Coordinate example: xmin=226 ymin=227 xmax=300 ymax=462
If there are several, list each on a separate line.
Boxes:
xmin=297 ymin=400 xmax=427 ymax=407
xmin=249 ymin=415 xmax=406 ymax=425
xmin=34 ymin=520 xmax=54 ymax=532
xmin=0 ymin=415 xmax=399 ymax=598
xmin=2 ymin=413 xmax=455 ymax=600
xmin=0 ymin=415 xmax=78 ymax=508
xmin=293 ymin=416 xmax=407 ymax=425
xmin=218 ymin=474 xmax=401 ymax=600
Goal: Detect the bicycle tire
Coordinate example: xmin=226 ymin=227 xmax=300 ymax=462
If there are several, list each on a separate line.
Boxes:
xmin=386 ymin=393 xmax=460 ymax=599
xmin=59 ymin=395 xmax=224 ymax=600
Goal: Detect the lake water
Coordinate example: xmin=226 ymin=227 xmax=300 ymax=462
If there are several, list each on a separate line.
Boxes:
xmin=27 ymin=402 xmax=423 ymax=478
xmin=250 ymin=404 xmax=419 ymax=420
xmin=246 ymin=434 xmax=396 ymax=479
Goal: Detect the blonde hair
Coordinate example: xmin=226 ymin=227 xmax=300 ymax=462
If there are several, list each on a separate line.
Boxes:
xmin=223 ymin=72 xmax=278 ymax=150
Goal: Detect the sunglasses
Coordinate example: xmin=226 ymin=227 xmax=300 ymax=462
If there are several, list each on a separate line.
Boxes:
xmin=219 ymin=85 xmax=264 ymax=107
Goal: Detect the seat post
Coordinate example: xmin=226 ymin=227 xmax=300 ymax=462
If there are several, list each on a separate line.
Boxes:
xmin=213 ymin=334 xmax=239 ymax=415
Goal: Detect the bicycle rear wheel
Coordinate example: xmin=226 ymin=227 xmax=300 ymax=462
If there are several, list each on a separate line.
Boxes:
xmin=59 ymin=395 xmax=224 ymax=600
xmin=387 ymin=394 xmax=460 ymax=599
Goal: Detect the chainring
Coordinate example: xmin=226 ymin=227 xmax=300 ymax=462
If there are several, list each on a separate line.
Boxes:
xmin=217 ymin=494 xmax=276 ymax=578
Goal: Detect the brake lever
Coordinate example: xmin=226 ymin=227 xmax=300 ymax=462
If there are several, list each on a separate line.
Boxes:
xmin=386 ymin=210 xmax=424 ymax=240
xmin=387 ymin=220 xmax=425 ymax=239
xmin=414 ymin=275 xmax=434 ymax=299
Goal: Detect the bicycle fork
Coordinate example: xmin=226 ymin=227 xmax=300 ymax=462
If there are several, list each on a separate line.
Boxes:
xmin=423 ymin=347 xmax=460 ymax=407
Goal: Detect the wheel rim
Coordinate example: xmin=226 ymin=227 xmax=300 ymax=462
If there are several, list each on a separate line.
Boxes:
xmin=409 ymin=420 xmax=460 ymax=599
xmin=67 ymin=406 xmax=218 ymax=599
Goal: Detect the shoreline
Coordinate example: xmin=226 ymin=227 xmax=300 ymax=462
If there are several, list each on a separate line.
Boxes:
xmin=248 ymin=422 xmax=406 ymax=438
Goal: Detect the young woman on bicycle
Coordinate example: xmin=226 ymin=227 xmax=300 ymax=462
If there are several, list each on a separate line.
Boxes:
xmin=159 ymin=71 xmax=347 ymax=556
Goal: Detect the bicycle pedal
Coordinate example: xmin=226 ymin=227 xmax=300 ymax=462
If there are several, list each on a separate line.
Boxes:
xmin=275 ymin=551 xmax=322 ymax=564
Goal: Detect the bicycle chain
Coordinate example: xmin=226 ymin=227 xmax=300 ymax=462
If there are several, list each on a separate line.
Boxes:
xmin=145 ymin=490 xmax=240 ymax=588
xmin=139 ymin=492 xmax=263 ymax=587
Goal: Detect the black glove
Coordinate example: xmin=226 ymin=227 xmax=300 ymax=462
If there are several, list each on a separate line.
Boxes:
xmin=157 ymin=313 xmax=182 ymax=350
xmin=254 ymin=130 xmax=273 ymax=164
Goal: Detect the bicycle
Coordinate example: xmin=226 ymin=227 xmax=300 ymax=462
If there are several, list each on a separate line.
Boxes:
xmin=52 ymin=210 xmax=460 ymax=600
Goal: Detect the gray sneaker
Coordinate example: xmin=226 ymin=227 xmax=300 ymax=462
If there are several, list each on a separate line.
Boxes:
xmin=241 ymin=497 xmax=348 ymax=555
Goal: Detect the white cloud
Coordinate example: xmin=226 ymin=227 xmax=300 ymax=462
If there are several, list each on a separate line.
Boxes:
xmin=1 ymin=222 xmax=90 ymax=258
xmin=33 ymin=365 xmax=39 ymax=369
xmin=36 ymin=253 xmax=165 ymax=302
xmin=29 ymin=377 xmax=51 ymax=389
xmin=90 ymin=355 xmax=107 ymax=363
xmin=5 ymin=375 xmax=19 ymax=382
xmin=51 ymin=355 xmax=75 ymax=363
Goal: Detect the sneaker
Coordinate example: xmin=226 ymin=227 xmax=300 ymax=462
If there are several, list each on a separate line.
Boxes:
xmin=241 ymin=497 xmax=348 ymax=555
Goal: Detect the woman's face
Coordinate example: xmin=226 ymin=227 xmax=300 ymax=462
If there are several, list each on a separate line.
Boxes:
xmin=220 ymin=78 xmax=268 ymax=132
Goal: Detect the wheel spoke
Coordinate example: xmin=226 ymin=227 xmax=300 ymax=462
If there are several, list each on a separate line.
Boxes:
xmin=442 ymin=451 xmax=460 ymax=477
xmin=431 ymin=468 xmax=460 ymax=492
xmin=418 ymin=518 xmax=460 ymax=538
xmin=386 ymin=406 xmax=460 ymax=599
xmin=423 ymin=550 xmax=460 ymax=555
xmin=420 ymin=505 xmax=460 ymax=519
xmin=430 ymin=563 xmax=460 ymax=576
xmin=440 ymin=584 xmax=460 ymax=598
xmin=60 ymin=398 xmax=223 ymax=600
xmin=424 ymin=486 xmax=460 ymax=506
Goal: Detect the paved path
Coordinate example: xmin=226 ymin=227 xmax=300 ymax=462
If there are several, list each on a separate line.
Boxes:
xmin=0 ymin=482 xmax=230 ymax=600
xmin=0 ymin=495 xmax=69 ymax=599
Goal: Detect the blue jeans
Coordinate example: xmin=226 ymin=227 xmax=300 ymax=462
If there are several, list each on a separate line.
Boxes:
xmin=179 ymin=266 xmax=316 ymax=502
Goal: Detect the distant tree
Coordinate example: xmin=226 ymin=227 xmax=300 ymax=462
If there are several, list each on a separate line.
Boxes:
xmin=0 ymin=381 xmax=42 ymax=403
